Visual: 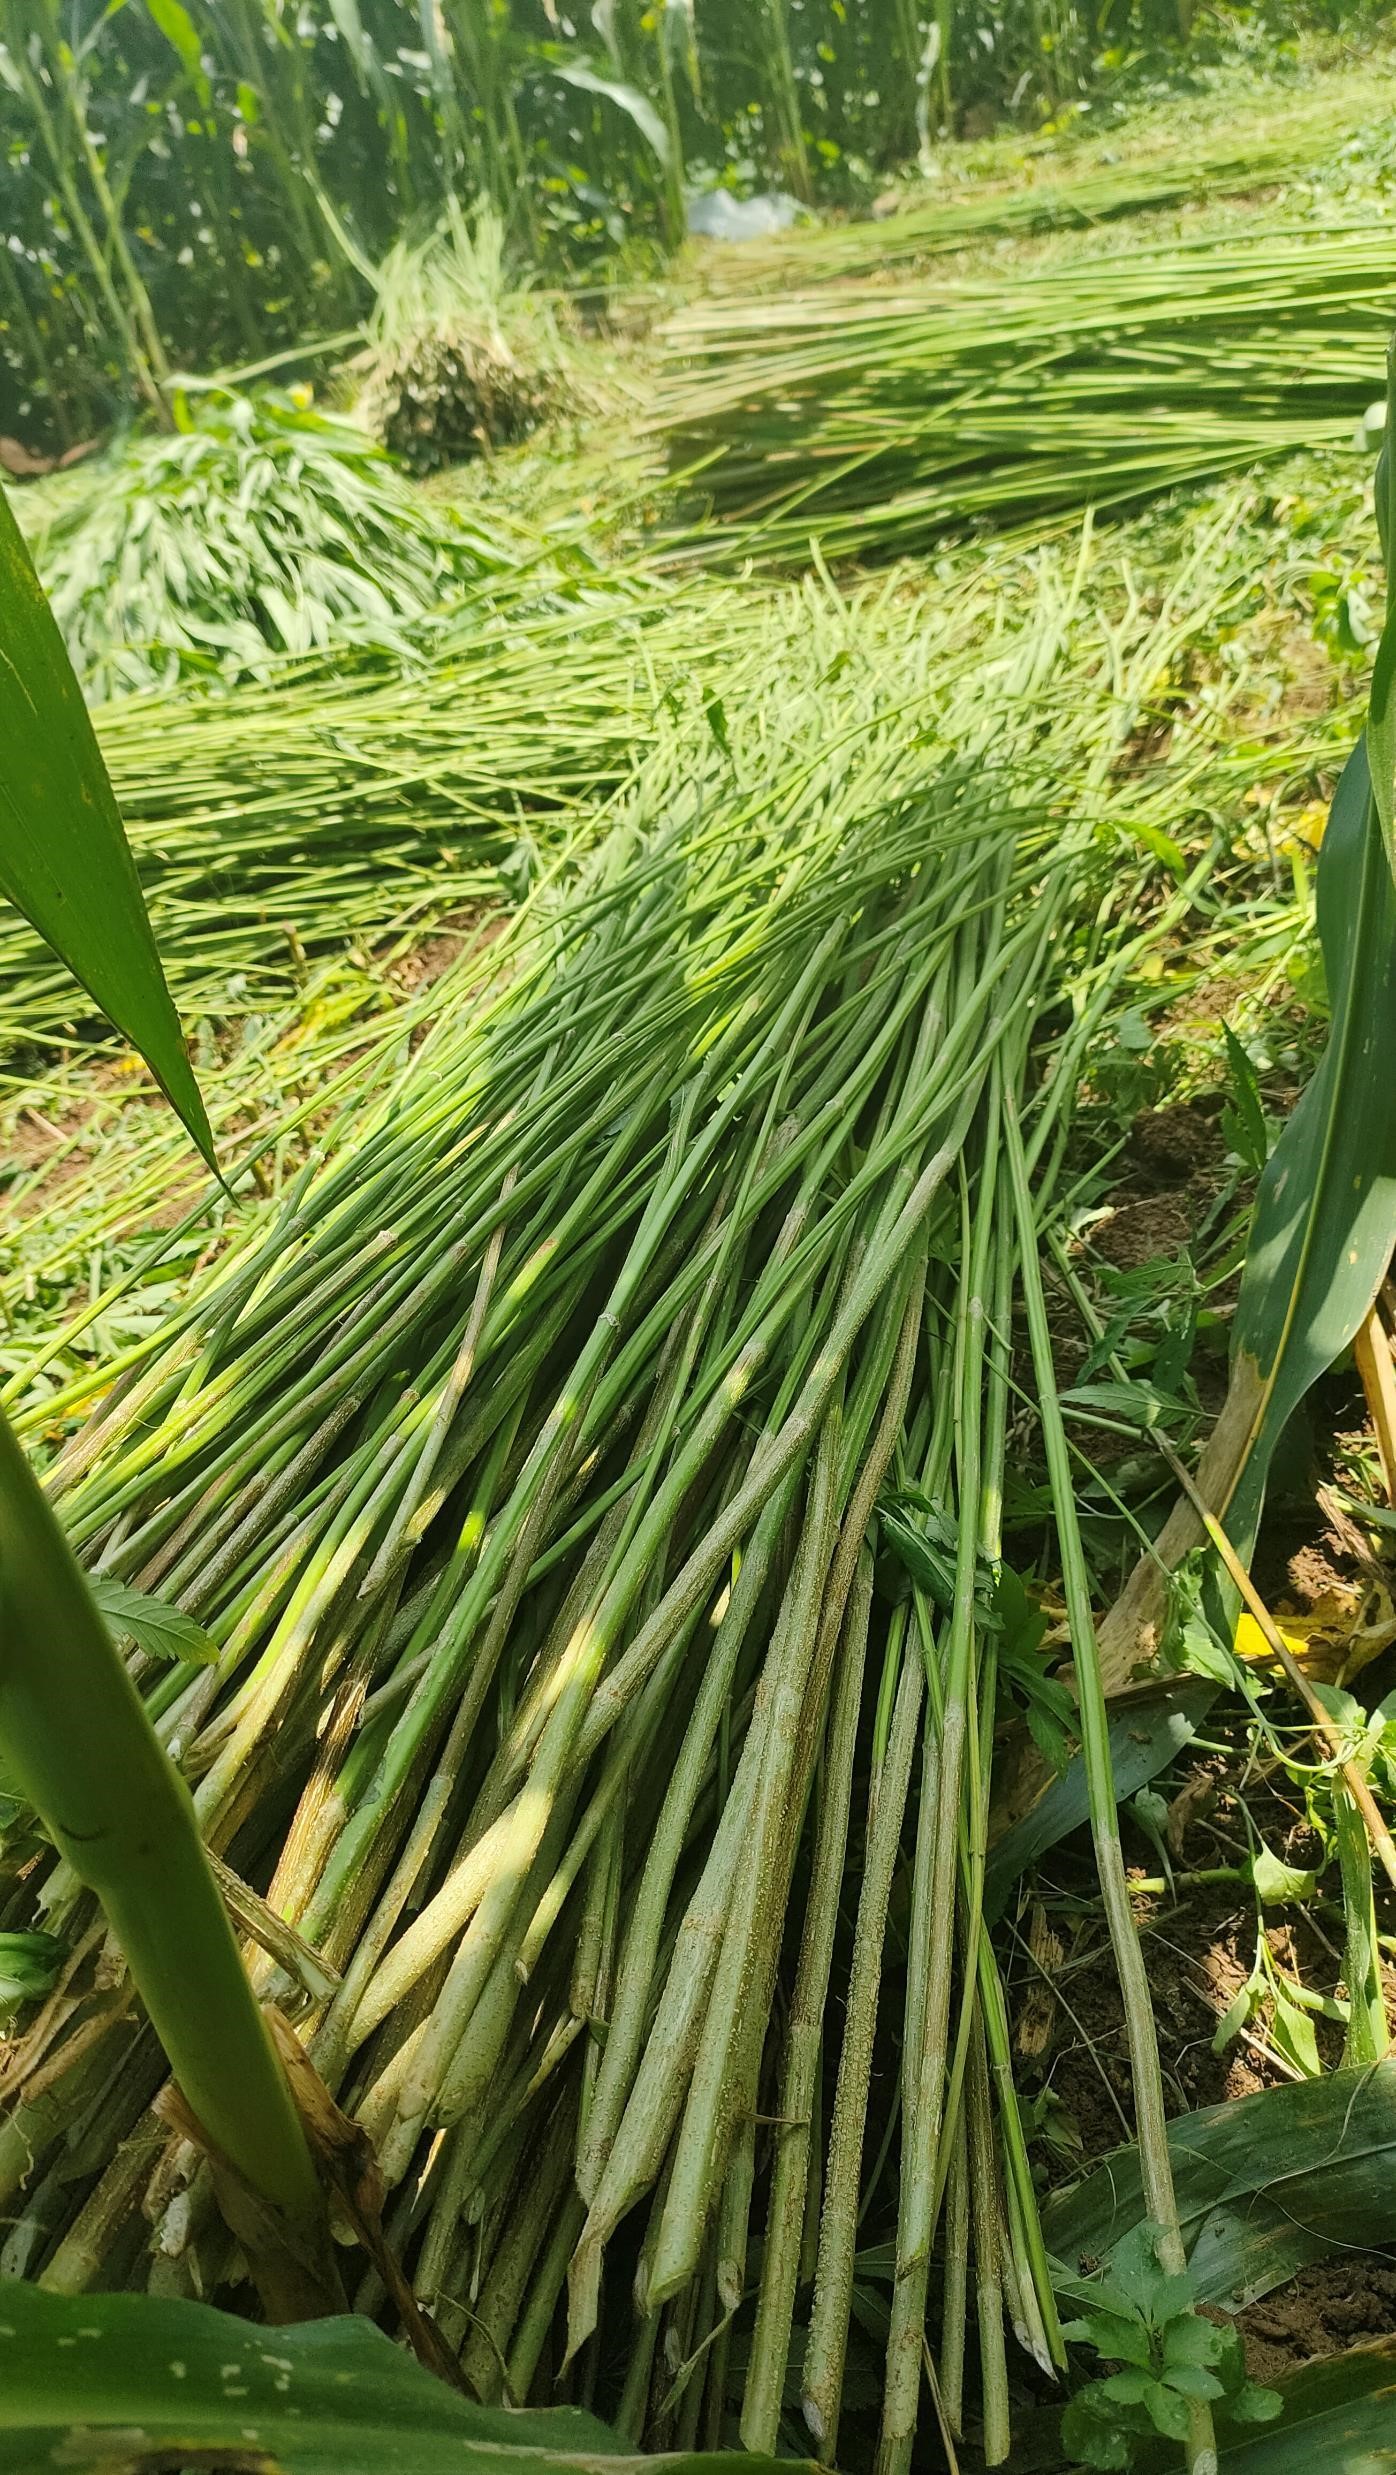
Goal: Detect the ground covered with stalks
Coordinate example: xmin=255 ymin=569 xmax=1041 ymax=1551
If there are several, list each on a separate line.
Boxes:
xmin=5 ymin=32 xmax=1396 ymax=2475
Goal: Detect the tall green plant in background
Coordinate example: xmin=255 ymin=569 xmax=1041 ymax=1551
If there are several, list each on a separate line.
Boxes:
xmin=2 ymin=0 xmax=1383 ymax=444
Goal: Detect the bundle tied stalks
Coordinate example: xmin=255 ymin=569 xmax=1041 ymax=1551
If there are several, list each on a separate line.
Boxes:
xmin=655 ymin=219 xmax=1396 ymax=562
xmin=358 ymin=205 xmax=568 ymax=476
xmin=2 ymin=563 xmax=1217 ymax=2466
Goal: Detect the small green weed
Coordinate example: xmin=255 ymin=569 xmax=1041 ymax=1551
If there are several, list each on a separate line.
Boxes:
xmin=1058 ymin=2221 xmax=1281 ymax=2469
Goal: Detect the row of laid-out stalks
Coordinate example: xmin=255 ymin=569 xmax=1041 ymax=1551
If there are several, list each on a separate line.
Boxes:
xmin=688 ymin=100 xmax=1381 ymax=294
xmin=6 ymin=0 xmax=1333 ymax=446
xmin=654 ymin=220 xmax=1396 ymax=563
xmin=0 ymin=568 xmax=749 ymax=1055
xmin=0 ymin=475 xmax=1345 ymax=1442
xmin=0 ymin=930 xmax=485 ymax=1421
xmin=1 ymin=535 xmax=1243 ymax=2467
xmin=0 ymin=556 xmax=1033 ymax=1415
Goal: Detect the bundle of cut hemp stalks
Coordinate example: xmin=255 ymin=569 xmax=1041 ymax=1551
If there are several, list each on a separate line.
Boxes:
xmin=2 ymin=547 xmax=1234 ymax=2469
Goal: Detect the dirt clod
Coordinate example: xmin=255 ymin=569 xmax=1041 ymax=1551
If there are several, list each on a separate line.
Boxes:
xmin=1090 ymin=1193 xmax=1193 ymax=1270
xmin=1128 ymin=1101 xmax=1224 ymax=1183
xmin=1239 ymin=2260 xmax=1396 ymax=2385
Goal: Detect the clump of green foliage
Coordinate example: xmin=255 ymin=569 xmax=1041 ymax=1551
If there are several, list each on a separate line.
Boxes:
xmin=1059 ymin=2223 xmax=1281 ymax=2469
xmin=358 ymin=205 xmax=567 ymax=475
xmin=35 ymin=388 xmax=502 ymax=697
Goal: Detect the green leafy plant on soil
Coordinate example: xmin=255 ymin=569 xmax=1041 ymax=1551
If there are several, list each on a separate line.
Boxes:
xmin=1058 ymin=2222 xmax=1281 ymax=2470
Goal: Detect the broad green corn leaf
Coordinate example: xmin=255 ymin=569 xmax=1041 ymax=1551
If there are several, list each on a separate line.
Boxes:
xmin=1043 ymin=2062 xmax=1396 ymax=2312
xmin=1366 ymin=332 xmax=1395 ymax=874
xmin=0 ymin=486 xmax=214 ymax=1168
xmin=1098 ymin=662 xmax=1396 ymax=1692
xmin=1207 ymin=2338 xmax=1396 ymax=2470
xmin=1222 ymin=737 xmax=1396 ymax=1546
xmin=0 ymin=2283 xmax=806 ymax=2474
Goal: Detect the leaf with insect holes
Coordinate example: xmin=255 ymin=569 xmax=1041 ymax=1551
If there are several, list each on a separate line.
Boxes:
xmin=87 ymin=1577 xmax=217 ymax=1667
xmin=0 ymin=2278 xmax=796 ymax=2474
